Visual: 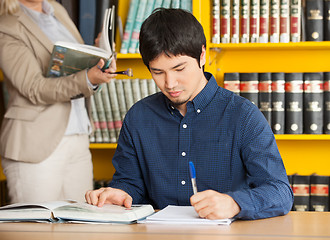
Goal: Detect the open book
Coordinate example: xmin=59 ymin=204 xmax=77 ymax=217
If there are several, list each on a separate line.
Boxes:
xmin=46 ymin=5 xmax=115 ymax=77
xmin=143 ymin=205 xmax=234 ymax=225
xmin=0 ymin=200 xmax=154 ymax=224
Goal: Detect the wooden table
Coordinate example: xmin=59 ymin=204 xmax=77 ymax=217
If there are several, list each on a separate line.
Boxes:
xmin=0 ymin=211 xmax=329 ymax=240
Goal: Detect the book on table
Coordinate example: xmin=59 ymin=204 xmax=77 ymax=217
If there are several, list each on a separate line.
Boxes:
xmin=0 ymin=200 xmax=154 ymax=224
xmin=47 ymin=5 xmax=115 ymax=77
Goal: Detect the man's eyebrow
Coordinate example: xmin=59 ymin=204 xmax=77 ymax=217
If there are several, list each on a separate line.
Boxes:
xmin=150 ymin=62 xmax=187 ymax=72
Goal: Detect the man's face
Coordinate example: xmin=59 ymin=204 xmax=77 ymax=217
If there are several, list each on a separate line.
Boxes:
xmin=149 ymin=48 xmax=207 ymax=113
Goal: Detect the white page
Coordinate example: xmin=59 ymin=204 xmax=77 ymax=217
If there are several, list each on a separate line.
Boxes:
xmin=145 ymin=205 xmax=233 ymax=225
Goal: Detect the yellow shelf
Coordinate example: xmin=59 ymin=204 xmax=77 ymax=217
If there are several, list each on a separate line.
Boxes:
xmin=90 ymin=143 xmax=117 ymax=149
xmin=117 ymin=53 xmax=141 ymax=59
xmin=275 ymin=135 xmax=330 ymax=140
xmin=89 ymin=135 xmax=330 ymax=149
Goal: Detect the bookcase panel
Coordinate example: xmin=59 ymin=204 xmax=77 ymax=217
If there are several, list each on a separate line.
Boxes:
xmin=278 ymin=140 xmax=330 ymax=175
xmin=211 ymin=46 xmax=330 ymax=83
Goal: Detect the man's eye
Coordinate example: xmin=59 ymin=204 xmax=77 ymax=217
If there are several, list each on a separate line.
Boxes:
xmin=153 ymin=71 xmax=163 ymax=75
xmin=176 ymin=68 xmax=185 ymax=72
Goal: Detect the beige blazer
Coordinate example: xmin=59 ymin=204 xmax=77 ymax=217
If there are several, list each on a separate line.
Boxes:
xmin=0 ymin=1 xmax=94 ymax=163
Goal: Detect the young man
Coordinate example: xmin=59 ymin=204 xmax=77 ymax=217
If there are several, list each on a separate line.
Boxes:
xmin=85 ymin=8 xmax=293 ymax=220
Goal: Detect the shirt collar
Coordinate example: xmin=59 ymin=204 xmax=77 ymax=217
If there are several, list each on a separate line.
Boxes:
xmin=165 ymin=72 xmax=219 ymax=114
xmin=19 ymin=0 xmax=54 ymax=23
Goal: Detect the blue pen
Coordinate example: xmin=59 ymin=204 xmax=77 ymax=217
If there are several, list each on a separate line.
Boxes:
xmin=189 ymin=161 xmax=198 ymax=195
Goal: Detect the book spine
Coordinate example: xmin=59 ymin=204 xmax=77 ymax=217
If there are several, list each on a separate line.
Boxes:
xmin=132 ymin=78 xmax=142 ymax=103
xmin=100 ymin=85 xmax=117 ymax=143
xmin=239 ymin=73 xmax=259 ymax=106
xmin=259 ymin=73 xmax=272 ymax=126
xmin=94 ymin=0 xmax=110 ymax=39
xmin=240 ymin=0 xmax=250 ymax=43
xmin=259 ymin=0 xmax=270 ymax=43
xmin=271 ymin=72 xmax=285 ymax=134
xmin=140 ymin=79 xmax=149 ymax=99
xmin=120 ymin=0 xmax=139 ymax=54
xmin=161 ymin=0 xmax=171 ymax=8
xmin=292 ymin=174 xmax=310 ymax=211
xmin=171 ymin=0 xmax=181 ymax=8
xmin=143 ymin=0 xmax=155 ymax=19
xmin=325 ymin=0 xmax=330 ymax=40
xmin=123 ymin=79 xmax=135 ymax=111
xmin=231 ymin=0 xmax=240 ymax=43
xmin=270 ymin=0 xmax=280 ymax=42
xmin=153 ymin=0 xmax=163 ymax=9
xmin=290 ymin=0 xmax=302 ymax=42
xmin=128 ymin=0 xmax=147 ymax=54
xmin=135 ymin=0 xmax=156 ymax=52
xmin=306 ymin=0 xmax=324 ymax=41
xmin=220 ymin=0 xmax=231 ymax=43
xmin=107 ymin=81 xmax=122 ymax=139
xmin=310 ymin=174 xmax=329 ymax=211
xmin=280 ymin=0 xmax=291 ymax=42
xmin=147 ymin=79 xmax=157 ymax=95
xmin=90 ymin=95 xmax=103 ymax=143
xmin=212 ymin=0 xmax=221 ymax=43
xmin=79 ymin=0 xmax=96 ymax=45
xmin=115 ymin=79 xmax=128 ymax=121
xmin=250 ymin=0 xmax=260 ymax=43
xmin=303 ymin=72 xmax=324 ymax=134
xmin=180 ymin=0 xmax=193 ymax=12
xmin=324 ymin=72 xmax=330 ymax=134
xmin=224 ymin=72 xmax=240 ymax=95
xmin=285 ymin=73 xmax=304 ymax=134
xmin=94 ymin=89 xmax=111 ymax=143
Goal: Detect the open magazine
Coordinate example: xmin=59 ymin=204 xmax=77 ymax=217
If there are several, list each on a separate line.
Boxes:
xmin=46 ymin=5 xmax=115 ymax=77
xmin=0 ymin=200 xmax=154 ymax=224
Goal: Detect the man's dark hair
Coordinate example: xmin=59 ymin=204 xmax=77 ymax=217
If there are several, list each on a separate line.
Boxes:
xmin=139 ymin=8 xmax=206 ymax=69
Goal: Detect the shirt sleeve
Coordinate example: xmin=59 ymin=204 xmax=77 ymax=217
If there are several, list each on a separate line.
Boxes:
xmin=226 ymin=102 xmax=294 ymax=220
xmin=108 ymin=116 xmax=147 ymax=203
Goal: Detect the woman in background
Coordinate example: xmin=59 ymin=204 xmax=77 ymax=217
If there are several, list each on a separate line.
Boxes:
xmin=0 ymin=0 xmax=116 ymax=203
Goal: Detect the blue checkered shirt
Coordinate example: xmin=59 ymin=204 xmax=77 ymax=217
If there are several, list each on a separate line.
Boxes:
xmin=109 ymin=72 xmax=293 ymax=220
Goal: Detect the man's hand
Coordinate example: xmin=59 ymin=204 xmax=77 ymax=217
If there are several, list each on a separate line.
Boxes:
xmin=85 ymin=187 xmax=132 ymax=208
xmin=190 ymin=190 xmax=241 ymax=219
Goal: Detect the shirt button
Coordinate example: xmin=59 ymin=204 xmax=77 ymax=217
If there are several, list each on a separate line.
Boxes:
xmin=182 ymin=152 xmax=186 ymax=157
xmin=181 ymin=180 xmax=186 ymax=185
xmin=183 ymin=124 xmax=187 ymax=129
xmin=171 ymin=105 xmax=175 ymax=109
xmin=197 ymin=109 xmax=201 ymax=113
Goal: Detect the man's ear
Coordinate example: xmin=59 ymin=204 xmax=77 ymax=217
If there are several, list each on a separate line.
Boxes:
xmin=200 ymin=46 xmax=206 ymax=67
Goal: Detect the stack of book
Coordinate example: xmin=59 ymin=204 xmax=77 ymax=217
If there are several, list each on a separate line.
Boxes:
xmin=90 ymin=78 xmax=160 ymax=143
xmin=288 ymin=173 xmax=330 ymax=212
xmin=224 ymin=72 xmax=330 ymax=134
xmin=211 ymin=0 xmax=330 ymax=43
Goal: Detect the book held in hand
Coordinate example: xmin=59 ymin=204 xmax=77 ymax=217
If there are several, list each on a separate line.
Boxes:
xmin=47 ymin=5 xmax=115 ymax=77
xmin=0 ymin=200 xmax=154 ymax=224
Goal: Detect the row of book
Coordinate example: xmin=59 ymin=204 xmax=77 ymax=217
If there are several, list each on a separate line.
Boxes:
xmin=224 ymin=72 xmax=330 ymax=134
xmin=211 ymin=0 xmax=330 ymax=44
xmin=120 ymin=0 xmax=193 ymax=54
xmin=289 ymin=174 xmax=330 ymax=212
xmin=90 ymin=79 xmax=160 ymax=143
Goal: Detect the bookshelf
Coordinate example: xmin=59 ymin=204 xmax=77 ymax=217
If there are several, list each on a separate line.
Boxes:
xmin=1 ymin=0 xmax=330 ymax=182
